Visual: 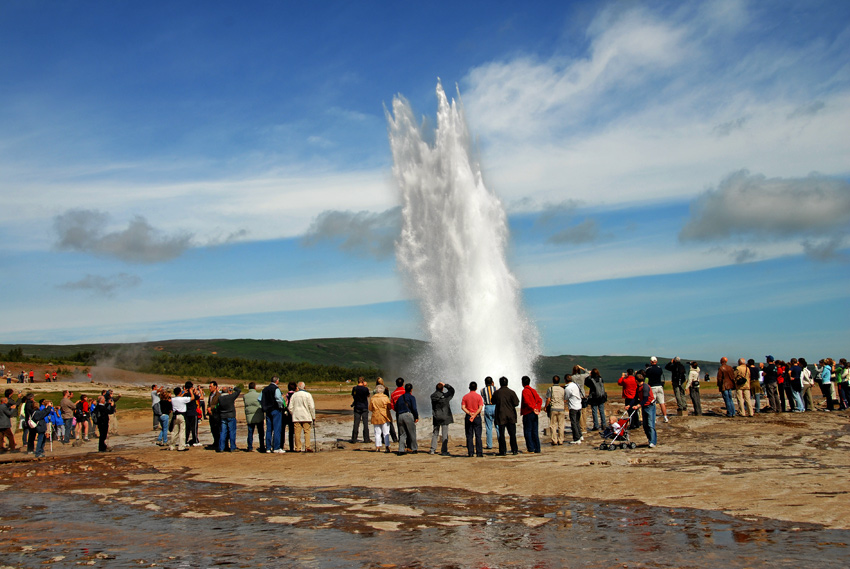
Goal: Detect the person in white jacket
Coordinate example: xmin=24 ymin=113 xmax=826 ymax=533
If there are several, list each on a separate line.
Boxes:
xmin=288 ymin=382 xmax=316 ymax=452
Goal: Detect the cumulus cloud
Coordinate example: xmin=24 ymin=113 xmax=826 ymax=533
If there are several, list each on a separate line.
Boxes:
xmin=54 ymin=209 xmax=193 ymax=263
xmin=58 ymin=273 xmax=142 ymax=297
xmin=680 ymin=170 xmax=850 ymax=260
xmin=301 ymin=207 xmax=402 ymax=259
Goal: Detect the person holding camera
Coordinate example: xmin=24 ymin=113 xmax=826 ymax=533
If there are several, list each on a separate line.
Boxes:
xmin=683 ymin=361 xmax=702 ymax=415
xmin=93 ymin=394 xmax=116 ymax=452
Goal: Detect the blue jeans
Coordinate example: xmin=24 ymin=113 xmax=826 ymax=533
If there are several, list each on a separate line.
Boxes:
xmin=63 ymin=418 xmax=74 ymax=443
xmin=642 ymin=404 xmax=657 ymax=446
xmin=157 ymin=413 xmax=169 ymax=444
xmin=247 ymin=422 xmax=265 ymax=451
xmin=483 ymin=405 xmax=495 ymax=448
xmin=265 ymin=409 xmax=282 ymax=451
xmin=35 ymin=431 xmax=46 ymax=457
xmin=522 ymin=413 xmax=540 ymax=453
xmin=219 ymin=417 xmax=237 ymax=452
xmin=590 ymin=403 xmax=606 ymax=430
xmin=791 ymin=390 xmax=805 ymax=412
xmin=721 ymin=389 xmax=736 ymax=416
xmin=753 ymin=393 xmax=762 ymax=413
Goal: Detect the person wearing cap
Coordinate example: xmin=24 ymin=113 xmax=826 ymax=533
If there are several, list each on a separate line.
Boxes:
xmin=645 ymin=357 xmax=668 ymax=423
xmin=760 ymin=356 xmax=781 ymax=413
xmin=716 ymin=357 xmax=737 ymax=417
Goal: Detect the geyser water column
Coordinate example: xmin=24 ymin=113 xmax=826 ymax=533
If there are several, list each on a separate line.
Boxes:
xmin=387 ymin=82 xmax=541 ymax=390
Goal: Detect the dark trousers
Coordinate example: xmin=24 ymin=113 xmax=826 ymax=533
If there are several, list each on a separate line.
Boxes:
xmin=497 ymin=423 xmax=518 ymax=455
xmin=819 ymin=383 xmax=835 ymax=410
xmin=247 ymin=422 xmax=265 ymax=451
xmin=464 ymin=415 xmax=482 ymax=456
xmin=210 ymin=417 xmax=221 ymax=449
xmin=98 ymin=420 xmax=109 ymax=451
xmin=351 ymin=409 xmax=370 ymax=442
xmin=522 ymin=413 xmax=540 ymax=452
xmin=282 ymin=413 xmax=295 ymax=451
xmin=689 ymin=387 xmax=702 ymax=415
xmin=568 ymin=408 xmax=583 ymax=441
xmin=63 ymin=418 xmax=74 ymax=443
xmin=765 ymin=382 xmax=781 ymax=413
xmin=185 ymin=413 xmax=198 ymax=445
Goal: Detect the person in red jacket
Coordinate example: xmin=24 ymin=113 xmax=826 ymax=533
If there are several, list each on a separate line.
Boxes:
xmin=520 ymin=376 xmax=543 ymax=453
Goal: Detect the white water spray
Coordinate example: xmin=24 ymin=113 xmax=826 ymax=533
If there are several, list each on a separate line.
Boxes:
xmin=387 ymin=82 xmax=540 ymax=391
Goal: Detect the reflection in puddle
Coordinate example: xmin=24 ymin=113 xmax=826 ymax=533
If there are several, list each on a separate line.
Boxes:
xmin=3 ymin=456 xmax=848 ymax=568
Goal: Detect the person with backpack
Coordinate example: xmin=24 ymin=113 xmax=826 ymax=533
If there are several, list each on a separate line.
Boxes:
xmin=73 ymin=395 xmax=91 ymax=445
xmin=636 ymin=373 xmax=657 ymax=448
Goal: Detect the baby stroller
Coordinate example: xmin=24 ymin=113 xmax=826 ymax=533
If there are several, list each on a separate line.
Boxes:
xmin=598 ymin=408 xmax=638 ymax=450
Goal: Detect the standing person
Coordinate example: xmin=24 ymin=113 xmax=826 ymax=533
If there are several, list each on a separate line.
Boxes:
xmin=747 ymin=359 xmax=763 ymax=413
xmin=800 ymin=358 xmax=815 ymax=411
xmin=618 ymin=370 xmax=640 ymax=428
xmin=156 ymin=389 xmax=171 ymax=447
xmin=545 ymin=376 xmax=566 ymax=445
xmin=215 ymin=385 xmax=241 ymax=453
xmin=717 ymin=357 xmax=736 ymax=417
xmin=73 ymin=395 xmax=90 ymax=445
xmin=289 ymin=382 xmax=316 ymax=452
xmin=564 ymin=374 xmax=584 ymax=444
xmin=394 ymin=383 xmax=418 ymax=455
xmin=584 ymin=368 xmax=608 ymax=431
xmin=429 ymin=382 xmax=455 ymax=456
xmin=59 ymin=390 xmax=75 ymax=444
xmin=92 ymin=395 xmax=115 ymax=453
xmin=182 ymin=382 xmax=200 ymax=447
xmin=636 ymin=374 xmax=657 ymax=448
xmin=207 ymin=381 xmax=221 ymax=451
xmin=665 ymin=357 xmax=688 ymax=416
xmin=571 ymin=365 xmax=591 ymax=431
xmin=369 ymin=385 xmax=392 ymax=453
xmin=835 ymin=358 xmax=849 ymax=410
xmin=734 ymin=358 xmax=754 ymax=416
xmin=22 ymin=394 xmax=36 ymax=454
xmin=683 ymin=361 xmax=702 ymax=415
xmin=390 ymin=378 xmax=405 ymax=441
xmin=480 ymin=377 xmax=497 ymax=450
xmin=261 ymin=377 xmax=286 ymax=453
xmin=32 ymin=399 xmax=53 ymax=459
xmin=374 ymin=378 xmax=398 ymax=444
xmin=169 ymin=387 xmax=191 ymax=452
xmin=150 ymin=385 xmax=160 ymax=431
xmin=761 ymin=356 xmax=781 ymax=413
xmin=349 ymin=377 xmax=371 ymax=444
xmin=817 ymin=359 xmax=835 ymax=411
xmin=520 ymin=376 xmax=542 ymax=454
xmin=283 ymin=382 xmax=297 ymax=451
xmin=0 ymin=397 xmax=18 ymax=452
xmin=788 ymin=358 xmax=806 ymax=413
xmin=493 ymin=377 xmax=519 ymax=456
xmin=645 ymin=357 xmax=668 ymax=423
xmin=461 ymin=381 xmax=484 ymax=458
xmin=242 ymin=382 xmax=265 ymax=453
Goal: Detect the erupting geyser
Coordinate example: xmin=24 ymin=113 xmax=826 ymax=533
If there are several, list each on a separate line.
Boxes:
xmin=387 ymin=81 xmax=541 ymax=390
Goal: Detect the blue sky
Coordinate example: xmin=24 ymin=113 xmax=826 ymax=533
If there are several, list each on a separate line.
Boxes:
xmin=1 ymin=1 xmax=849 ymax=360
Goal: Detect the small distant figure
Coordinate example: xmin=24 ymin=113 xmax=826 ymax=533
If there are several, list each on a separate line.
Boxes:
xmin=665 ymin=357 xmax=688 ymax=416
xmin=289 ymin=382 xmax=316 ymax=452
xmin=545 ymin=376 xmax=566 ymax=445
xmin=369 ymin=385 xmax=393 ymax=453
xmin=520 ymin=376 xmax=542 ymax=453
xmin=734 ymin=358 xmax=754 ymax=416
xmin=93 ymin=395 xmax=115 ymax=453
xmin=493 ymin=377 xmax=519 ymax=456
xmin=564 ymin=375 xmax=584 ymax=444
xmin=716 ymin=357 xmax=736 ymax=417
xmin=683 ymin=361 xmax=702 ymax=415
xmin=429 ymin=382 xmax=455 ymax=456
xmin=635 ymin=373 xmax=657 ymax=448
xmin=349 ymin=377 xmax=371 ymax=444
xmin=480 ymin=377 xmax=497 ymax=450
xmin=645 ymin=357 xmax=668 ymax=423
xmin=242 ymin=382 xmax=265 ymax=452
xmin=216 ymin=385 xmax=242 ymax=453
xmin=461 ymin=381 xmax=484 ymax=457
xmin=394 ymin=382 xmax=418 ymax=455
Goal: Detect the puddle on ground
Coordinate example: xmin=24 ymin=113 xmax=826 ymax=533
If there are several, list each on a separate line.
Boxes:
xmin=2 ymin=456 xmax=847 ymax=568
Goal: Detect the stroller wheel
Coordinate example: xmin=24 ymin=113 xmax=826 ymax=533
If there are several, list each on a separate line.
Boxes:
xmin=619 ymin=443 xmax=626 ymax=450
xmin=607 ymin=444 xmax=615 ymax=451
xmin=628 ymin=442 xmax=637 ymax=449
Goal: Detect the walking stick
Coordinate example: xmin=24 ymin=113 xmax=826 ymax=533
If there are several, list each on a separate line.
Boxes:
xmin=312 ymin=420 xmax=317 ymax=452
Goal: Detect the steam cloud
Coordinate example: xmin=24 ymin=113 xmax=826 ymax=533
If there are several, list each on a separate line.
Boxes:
xmin=302 ymin=207 xmax=401 ymax=259
xmin=680 ymin=170 xmax=850 ymax=260
xmin=58 ymin=273 xmax=142 ymax=297
xmin=54 ymin=209 xmax=193 ymax=263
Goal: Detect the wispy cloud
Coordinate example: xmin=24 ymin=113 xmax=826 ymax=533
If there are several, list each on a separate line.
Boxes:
xmin=680 ymin=170 xmax=850 ymax=261
xmin=54 ymin=209 xmax=193 ymax=263
xmin=302 ymin=207 xmax=401 ymax=259
xmin=548 ymin=218 xmax=600 ymax=245
xmin=58 ymin=273 xmax=142 ymax=297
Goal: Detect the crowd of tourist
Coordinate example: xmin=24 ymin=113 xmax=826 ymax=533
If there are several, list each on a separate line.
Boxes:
xmin=0 ymin=354 xmax=845 ymax=459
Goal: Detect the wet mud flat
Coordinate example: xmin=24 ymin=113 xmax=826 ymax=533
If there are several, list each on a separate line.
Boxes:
xmin=2 ymin=456 xmax=848 ymax=569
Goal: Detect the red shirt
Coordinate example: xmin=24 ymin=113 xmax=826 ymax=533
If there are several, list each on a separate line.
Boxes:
xmin=520 ymin=385 xmax=543 ymax=415
xmin=461 ymin=391 xmax=484 ymax=415
xmin=618 ymin=375 xmax=637 ymax=399
xmin=390 ymin=386 xmax=405 ymax=410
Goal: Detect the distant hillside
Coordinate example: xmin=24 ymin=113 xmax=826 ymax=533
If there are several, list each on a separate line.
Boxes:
xmin=1 ymin=338 xmax=717 ymax=382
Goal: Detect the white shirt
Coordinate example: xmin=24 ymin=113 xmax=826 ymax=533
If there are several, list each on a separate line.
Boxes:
xmin=171 ymin=396 xmax=191 ymax=414
xmin=565 ymin=382 xmax=583 ymax=411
